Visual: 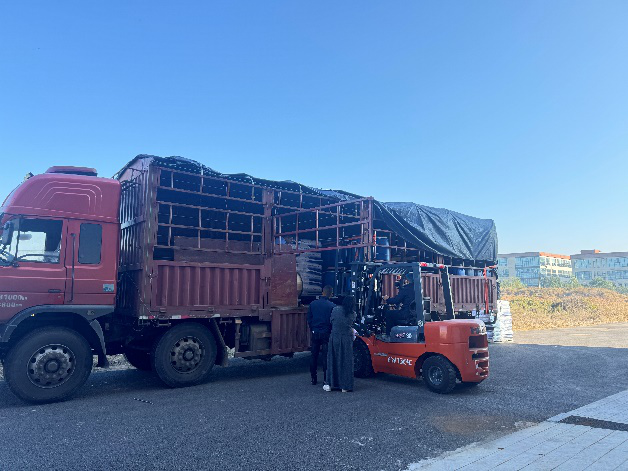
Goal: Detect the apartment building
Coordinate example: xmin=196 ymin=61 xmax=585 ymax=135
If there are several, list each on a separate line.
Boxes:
xmin=571 ymin=250 xmax=628 ymax=287
xmin=497 ymin=252 xmax=572 ymax=287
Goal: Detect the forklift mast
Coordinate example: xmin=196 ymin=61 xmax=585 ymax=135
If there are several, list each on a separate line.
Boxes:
xmin=350 ymin=262 xmax=455 ymax=336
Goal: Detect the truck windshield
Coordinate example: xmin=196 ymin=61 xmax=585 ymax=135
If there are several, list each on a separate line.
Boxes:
xmin=6 ymin=218 xmax=63 ymax=264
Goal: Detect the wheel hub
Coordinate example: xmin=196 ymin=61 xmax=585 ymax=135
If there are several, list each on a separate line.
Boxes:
xmin=428 ymin=366 xmax=443 ymax=386
xmin=27 ymin=344 xmax=75 ymax=388
xmin=45 ymin=360 xmax=60 ymax=373
xmin=170 ymin=337 xmax=204 ymax=373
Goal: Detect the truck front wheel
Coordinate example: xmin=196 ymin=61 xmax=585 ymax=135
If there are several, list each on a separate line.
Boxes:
xmin=152 ymin=323 xmax=217 ymax=388
xmin=421 ymin=355 xmax=457 ymax=394
xmin=4 ymin=327 xmax=93 ymax=403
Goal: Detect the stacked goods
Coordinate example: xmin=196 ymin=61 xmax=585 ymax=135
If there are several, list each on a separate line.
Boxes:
xmin=476 ymin=310 xmax=492 ymax=324
xmin=294 ymin=240 xmax=323 ymax=296
xmin=474 ymin=310 xmax=494 ymax=341
xmin=492 ymin=300 xmax=514 ymax=342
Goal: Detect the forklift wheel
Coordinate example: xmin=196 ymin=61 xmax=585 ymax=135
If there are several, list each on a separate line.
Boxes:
xmin=353 ymin=339 xmax=374 ymax=378
xmin=421 ymin=355 xmax=457 ymax=394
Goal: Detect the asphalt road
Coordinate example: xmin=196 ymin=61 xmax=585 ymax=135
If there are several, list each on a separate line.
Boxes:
xmin=1 ymin=328 xmax=627 ymax=471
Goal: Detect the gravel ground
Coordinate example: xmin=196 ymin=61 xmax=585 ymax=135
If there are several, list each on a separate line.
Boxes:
xmin=0 ymin=326 xmax=627 ymax=471
xmin=503 ymin=287 xmax=628 ymax=331
xmin=514 ymin=322 xmax=628 ymax=348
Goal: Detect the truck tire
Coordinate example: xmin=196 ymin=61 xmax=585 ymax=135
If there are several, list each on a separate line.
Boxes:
xmin=152 ymin=323 xmax=217 ymax=388
xmin=421 ymin=355 xmax=457 ymax=394
xmin=4 ymin=327 xmax=93 ymax=404
xmin=124 ymin=349 xmax=152 ymax=371
xmin=353 ymin=339 xmax=374 ymax=378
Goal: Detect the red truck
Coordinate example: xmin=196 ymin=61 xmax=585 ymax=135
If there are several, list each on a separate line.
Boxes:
xmin=0 ymin=155 xmax=496 ymax=403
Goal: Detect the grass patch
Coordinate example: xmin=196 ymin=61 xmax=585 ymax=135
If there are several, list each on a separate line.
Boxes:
xmin=501 ymin=287 xmax=628 ymax=331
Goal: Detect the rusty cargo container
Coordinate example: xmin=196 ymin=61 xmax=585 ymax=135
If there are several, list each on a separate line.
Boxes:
xmin=115 ymin=156 xmax=319 ymax=360
xmin=381 ymin=272 xmax=497 ymax=314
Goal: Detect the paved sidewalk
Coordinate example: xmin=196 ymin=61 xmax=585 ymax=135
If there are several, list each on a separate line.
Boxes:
xmin=408 ymin=390 xmax=628 ymax=470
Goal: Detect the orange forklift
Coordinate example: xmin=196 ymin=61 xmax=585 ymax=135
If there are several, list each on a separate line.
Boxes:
xmin=351 ymin=262 xmax=489 ymax=393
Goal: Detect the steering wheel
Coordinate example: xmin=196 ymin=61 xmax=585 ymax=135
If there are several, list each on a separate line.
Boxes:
xmin=15 ymin=253 xmax=48 ymax=262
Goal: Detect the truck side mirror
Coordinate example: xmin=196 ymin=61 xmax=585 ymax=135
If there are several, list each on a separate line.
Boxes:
xmin=1 ymin=221 xmax=14 ymax=246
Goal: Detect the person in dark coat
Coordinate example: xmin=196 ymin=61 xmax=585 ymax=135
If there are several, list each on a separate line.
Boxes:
xmin=307 ymin=285 xmax=335 ymax=385
xmin=324 ymin=295 xmax=356 ymax=392
xmin=384 ymin=273 xmax=416 ymax=335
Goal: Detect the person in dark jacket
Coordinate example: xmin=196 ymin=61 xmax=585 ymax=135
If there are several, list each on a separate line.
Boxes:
xmin=324 ymin=296 xmax=356 ymax=392
xmin=307 ymin=285 xmax=335 ymax=385
xmin=384 ymin=273 xmax=416 ymax=335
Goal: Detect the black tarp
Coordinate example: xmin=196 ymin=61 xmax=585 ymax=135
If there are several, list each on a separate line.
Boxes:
xmin=315 ymin=189 xmax=498 ymax=262
xmin=117 ymin=155 xmax=498 ymax=263
xmin=379 ymin=202 xmax=497 ymax=263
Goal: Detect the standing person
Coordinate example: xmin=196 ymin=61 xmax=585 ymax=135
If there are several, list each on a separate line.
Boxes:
xmin=324 ymin=295 xmax=356 ymax=392
xmin=307 ymin=285 xmax=335 ymax=385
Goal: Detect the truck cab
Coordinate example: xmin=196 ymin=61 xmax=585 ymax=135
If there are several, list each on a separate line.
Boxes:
xmin=0 ymin=167 xmax=120 ymax=402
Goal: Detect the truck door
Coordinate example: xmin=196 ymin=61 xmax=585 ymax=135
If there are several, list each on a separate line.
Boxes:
xmin=64 ymin=220 xmax=117 ymax=306
xmin=0 ymin=217 xmax=66 ymax=323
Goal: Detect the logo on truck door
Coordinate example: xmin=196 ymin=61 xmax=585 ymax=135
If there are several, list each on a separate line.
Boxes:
xmin=387 ymin=356 xmax=413 ymax=366
xmin=103 ymin=284 xmax=114 ymax=293
xmin=0 ymin=294 xmax=27 ymax=309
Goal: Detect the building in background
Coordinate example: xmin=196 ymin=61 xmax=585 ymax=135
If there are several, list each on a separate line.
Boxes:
xmin=571 ymin=250 xmax=628 ymax=287
xmin=497 ymin=252 xmax=572 ymax=287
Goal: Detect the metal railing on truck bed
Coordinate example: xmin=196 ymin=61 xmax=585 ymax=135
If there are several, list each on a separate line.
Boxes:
xmin=115 ymin=158 xmax=317 ymax=357
xmin=115 ymin=156 xmax=497 ymax=322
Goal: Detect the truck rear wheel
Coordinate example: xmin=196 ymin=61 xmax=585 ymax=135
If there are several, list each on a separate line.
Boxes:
xmin=152 ymin=323 xmax=217 ymax=388
xmin=421 ymin=355 xmax=457 ymax=394
xmin=4 ymin=327 xmax=93 ymax=404
xmin=353 ymin=339 xmax=374 ymax=378
xmin=124 ymin=349 xmax=152 ymax=371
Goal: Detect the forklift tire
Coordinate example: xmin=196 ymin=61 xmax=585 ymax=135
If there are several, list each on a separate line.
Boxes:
xmin=124 ymin=349 xmax=152 ymax=371
xmin=152 ymin=323 xmax=217 ymax=388
xmin=421 ymin=355 xmax=457 ymax=394
xmin=4 ymin=327 xmax=93 ymax=404
xmin=353 ymin=339 xmax=374 ymax=378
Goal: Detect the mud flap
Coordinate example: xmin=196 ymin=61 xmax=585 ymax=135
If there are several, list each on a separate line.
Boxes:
xmin=89 ymin=320 xmax=109 ymax=368
xmin=209 ymin=319 xmax=229 ymax=367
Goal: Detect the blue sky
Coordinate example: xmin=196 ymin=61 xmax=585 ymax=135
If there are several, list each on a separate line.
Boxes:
xmin=1 ymin=1 xmax=626 ymax=255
